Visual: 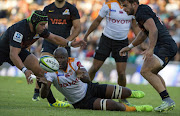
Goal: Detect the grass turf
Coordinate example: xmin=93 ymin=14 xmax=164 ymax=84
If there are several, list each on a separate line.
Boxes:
xmin=0 ymin=76 xmax=179 ymax=116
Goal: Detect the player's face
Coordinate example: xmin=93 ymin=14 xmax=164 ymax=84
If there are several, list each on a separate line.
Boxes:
xmin=36 ymin=22 xmax=47 ymax=34
xmin=121 ymin=1 xmax=134 ymax=15
xmin=54 ymin=55 xmax=68 ymax=71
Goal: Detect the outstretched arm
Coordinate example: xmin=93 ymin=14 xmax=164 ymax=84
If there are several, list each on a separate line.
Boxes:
xmin=10 ymin=46 xmax=33 ymax=84
xmin=84 ymin=15 xmax=103 ymax=42
xmin=39 ymin=77 xmax=51 ymax=99
xmin=45 ymin=33 xmax=86 ymax=48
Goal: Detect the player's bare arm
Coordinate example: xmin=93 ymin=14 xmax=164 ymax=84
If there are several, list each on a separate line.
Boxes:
xmin=40 ymin=79 xmax=51 ymax=99
xmin=46 ymin=33 xmax=87 ymax=48
xmin=119 ymin=31 xmax=147 ymax=56
xmin=76 ymin=66 xmax=91 ymax=83
xmin=131 ymin=19 xmax=141 ymax=36
xmin=142 ymin=18 xmax=158 ymax=60
xmin=10 ymin=46 xmax=34 ymax=84
xmin=84 ymin=15 xmax=103 ymax=42
xmin=66 ymin=19 xmax=81 ymax=41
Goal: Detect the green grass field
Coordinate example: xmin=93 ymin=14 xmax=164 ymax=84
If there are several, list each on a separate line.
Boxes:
xmin=0 ymin=76 xmax=179 ymax=116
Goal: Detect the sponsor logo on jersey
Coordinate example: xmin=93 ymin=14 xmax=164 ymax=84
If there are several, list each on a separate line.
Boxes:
xmin=33 ymin=34 xmax=40 ymax=39
xmin=50 ymin=18 xmax=67 ymax=24
xmin=109 ymin=17 xmax=131 ymax=24
xmin=49 ymin=10 xmax=54 ymax=12
xmin=109 ymin=9 xmax=116 ymax=12
xmin=13 ymin=31 xmax=23 ymax=43
xmin=63 ymin=9 xmax=70 ymax=15
xmin=57 ymin=73 xmax=64 ymax=76
xmin=58 ymin=78 xmax=79 ymax=87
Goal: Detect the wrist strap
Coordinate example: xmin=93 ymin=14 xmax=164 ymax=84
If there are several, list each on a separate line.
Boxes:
xmin=21 ymin=67 xmax=27 ymax=73
xmin=67 ymin=41 xmax=72 ymax=47
xmin=128 ymin=43 xmax=134 ymax=49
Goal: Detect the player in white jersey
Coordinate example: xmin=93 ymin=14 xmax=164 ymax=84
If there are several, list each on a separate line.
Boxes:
xmin=83 ymin=0 xmax=140 ymax=105
xmin=39 ymin=47 xmax=153 ymax=111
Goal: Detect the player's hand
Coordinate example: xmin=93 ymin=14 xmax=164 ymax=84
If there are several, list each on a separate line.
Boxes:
xmin=38 ymin=77 xmax=48 ymax=84
xmin=119 ymin=46 xmax=131 ymax=56
xmin=76 ymin=64 xmax=85 ymax=79
xmin=24 ymin=70 xmax=34 ymax=84
xmin=71 ymin=40 xmax=87 ymax=49
xmin=142 ymin=49 xmax=153 ymax=61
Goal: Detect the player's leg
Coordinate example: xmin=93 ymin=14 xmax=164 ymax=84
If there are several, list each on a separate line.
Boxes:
xmin=112 ymin=38 xmax=129 ymax=104
xmin=89 ymin=34 xmax=111 ymax=81
xmin=93 ymin=84 xmax=151 ymax=111
xmin=88 ymin=59 xmax=104 ymax=81
xmin=93 ymin=98 xmax=152 ymax=111
xmin=140 ymin=55 xmax=175 ymax=112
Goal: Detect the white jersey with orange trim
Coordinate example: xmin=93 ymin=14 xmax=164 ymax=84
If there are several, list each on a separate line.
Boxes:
xmin=45 ymin=57 xmax=88 ymax=104
xmin=99 ymin=0 xmax=134 ymax=40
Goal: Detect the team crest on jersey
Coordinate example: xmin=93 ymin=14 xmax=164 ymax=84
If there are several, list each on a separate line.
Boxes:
xmin=13 ymin=31 xmax=23 ymax=43
xmin=63 ymin=9 xmax=70 ymax=15
xmin=33 ymin=34 xmax=40 ymax=39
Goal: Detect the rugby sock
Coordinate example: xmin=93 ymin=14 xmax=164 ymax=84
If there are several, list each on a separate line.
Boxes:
xmin=34 ymin=88 xmax=39 ymax=93
xmin=47 ymin=89 xmax=56 ymax=104
xmin=159 ymin=90 xmax=169 ymax=100
xmin=123 ymin=103 xmax=136 ymax=111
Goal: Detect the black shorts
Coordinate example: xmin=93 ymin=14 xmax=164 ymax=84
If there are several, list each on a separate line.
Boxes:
xmin=72 ymin=82 xmax=107 ymax=109
xmin=94 ymin=34 xmax=128 ymax=62
xmin=0 ymin=49 xmax=31 ymax=66
xmin=154 ymin=41 xmax=177 ymax=67
xmin=42 ymin=39 xmax=71 ymax=56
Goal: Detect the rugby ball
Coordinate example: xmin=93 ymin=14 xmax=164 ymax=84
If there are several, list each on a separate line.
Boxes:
xmin=39 ymin=55 xmax=59 ymax=72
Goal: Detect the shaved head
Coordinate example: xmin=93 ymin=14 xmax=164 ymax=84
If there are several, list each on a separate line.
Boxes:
xmin=53 ymin=47 xmax=68 ymax=57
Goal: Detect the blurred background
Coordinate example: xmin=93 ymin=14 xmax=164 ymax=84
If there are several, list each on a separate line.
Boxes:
xmin=0 ymin=0 xmax=179 ymax=86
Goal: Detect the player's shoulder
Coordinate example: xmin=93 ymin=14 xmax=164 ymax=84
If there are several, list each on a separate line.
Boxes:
xmin=65 ymin=2 xmax=77 ymax=9
xmin=9 ymin=19 xmax=27 ymax=34
xmin=43 ymin=2 xmax=55 ymax=11
xmin=68 ymin=57 xmax=76 ymax=63
xmin=137 ymin=4 xmax=152 ymax=14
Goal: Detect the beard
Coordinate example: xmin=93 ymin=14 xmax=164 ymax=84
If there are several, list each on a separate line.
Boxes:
xmin=128 ymin=8 xmax=134 ymax=15
xmin=56 ymin=0 xmax=65 ymax=3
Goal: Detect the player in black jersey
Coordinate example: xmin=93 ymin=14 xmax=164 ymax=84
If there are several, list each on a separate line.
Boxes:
xmin=32 ymin=0 xmax=81 ymax=107
xmin=0 ymin=10 xmax=85 ymax=96
xmin=119 ymin=0 xmax=177 ymax=112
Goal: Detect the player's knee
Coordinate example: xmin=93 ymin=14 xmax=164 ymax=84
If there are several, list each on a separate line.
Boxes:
xmin=140 ymin=69 xmax=148 ymax=77
xmin=121 ymin=87 xmax=132 ymax=98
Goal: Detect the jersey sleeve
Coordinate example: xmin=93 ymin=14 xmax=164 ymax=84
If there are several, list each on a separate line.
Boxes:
xmin=136 ymin=8 xmax=151 ymax=25
xmin=45 ymin=72 xmax=56 ymax=82
xmin=99 ymin=3 xmax=109 ymax=18
xmin=9 ymin=31 xmax=24 ymax=48
xmin=39 ymin=29 xmax=50 ymax=38
xmin=70 ymin=6 xmax=80 ymax=20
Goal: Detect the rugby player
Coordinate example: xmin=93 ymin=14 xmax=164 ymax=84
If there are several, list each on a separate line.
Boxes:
xmin=119 ymin=0 xmax=177 ymax=112
xmin=39 ymin=47 xmax=153 ymax=112
xmin=83 ymin=0 xmax=142 ymax=105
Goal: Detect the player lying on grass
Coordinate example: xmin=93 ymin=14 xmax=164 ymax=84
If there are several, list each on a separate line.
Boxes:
xmin=39 ymin=47 xmax=153 ymax=111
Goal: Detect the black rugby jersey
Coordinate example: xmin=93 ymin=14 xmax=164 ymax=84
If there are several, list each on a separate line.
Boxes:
xmin=43 ymin=1 xmax=80 ymax=38
xmin=135 ymin=5 xmax=174 ymax=44
xmin=0 ymin=19 xmax=49 ymax=55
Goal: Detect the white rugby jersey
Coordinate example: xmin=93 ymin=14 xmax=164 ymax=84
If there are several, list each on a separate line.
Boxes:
xmin=45 ymin=57 xmax=88 ymax=104
xmin=99 ymin=0 xmax=134 ymax=40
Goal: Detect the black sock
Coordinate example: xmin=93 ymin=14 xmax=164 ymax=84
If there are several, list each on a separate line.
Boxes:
xmin=160 ymin=90 xmax=169 ymax=100
xmin=34 ymin=88 xmax=39 ymax=93
xmin=47 ymin=89 xmax=56 ymax=104
xmin=37 ymin=81 xmax=42 ymax=88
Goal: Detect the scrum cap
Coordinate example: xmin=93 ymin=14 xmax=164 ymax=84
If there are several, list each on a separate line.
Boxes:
xmin=27 ymin=10 xmax=48 ymax=32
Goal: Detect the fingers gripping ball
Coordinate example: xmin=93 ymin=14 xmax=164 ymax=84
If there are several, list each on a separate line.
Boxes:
xmin=39 ymin=55 xmax=59 ymax=72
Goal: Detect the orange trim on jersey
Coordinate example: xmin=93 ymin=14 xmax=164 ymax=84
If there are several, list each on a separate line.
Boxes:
xmin=64 ymin=57 xmax=75 ymax=73
xmin=69 ymin=62 xmax=75 ymax=72
xmin=105 ymin=0 xmax=123 ymax=10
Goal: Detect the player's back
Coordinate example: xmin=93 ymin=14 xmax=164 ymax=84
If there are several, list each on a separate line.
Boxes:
xmin=135 ymin=5 xmax=173 ymax=44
